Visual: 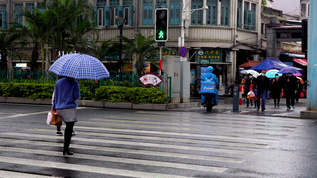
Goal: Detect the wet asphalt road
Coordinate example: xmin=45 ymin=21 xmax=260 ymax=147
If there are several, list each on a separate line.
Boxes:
xmin=0 ymin=103 xmax=316 ymax=178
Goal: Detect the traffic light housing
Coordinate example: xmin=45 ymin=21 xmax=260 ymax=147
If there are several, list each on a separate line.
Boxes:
xmin=155 ymin=8 xmax=168 ymax=42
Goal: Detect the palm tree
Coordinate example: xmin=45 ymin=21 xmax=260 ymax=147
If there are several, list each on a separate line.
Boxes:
xmin=120 ymin=34 xmax=159 ymax=74
xmin=0 ymin=26 xmax=24 ymax=70
xmin=23 ymin=6 xmax=55 ymax=71
xmin=23 ymin=0 xmax=96 ymax=70
xmin=46 ymin=0 xmax=95 ymax=51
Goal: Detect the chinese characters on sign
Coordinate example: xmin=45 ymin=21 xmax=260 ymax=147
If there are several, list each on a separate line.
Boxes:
xmin=163 ymin=48 xmax=177 ymax=56
xmin=196 ymin=49 xmax=222 ymax=64
xmin=138 ymin=73 xmax=163 ymax=87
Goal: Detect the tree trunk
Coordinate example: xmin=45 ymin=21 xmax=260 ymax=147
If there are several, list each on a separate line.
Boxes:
xmin=0 ymin=52 xmax=7 ymax=70
xmin=41 ymin=44 xmax=45 ymax=71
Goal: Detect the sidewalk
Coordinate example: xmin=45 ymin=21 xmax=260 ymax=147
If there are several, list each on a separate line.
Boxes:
xmin=171 ymin=96 xmax=310 ymax=119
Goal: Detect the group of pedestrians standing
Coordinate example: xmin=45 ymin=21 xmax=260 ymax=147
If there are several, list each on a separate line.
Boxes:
xmin=242 ymin=70 xmax=304 ymax=111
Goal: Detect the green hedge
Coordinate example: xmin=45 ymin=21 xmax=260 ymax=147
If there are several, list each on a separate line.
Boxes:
xmin=0 ymin=83 xmax=55 ymax=99
xmin=95 ymin=86 xmax=166 ymax=103
xmin=0 ymin=83 xmax=166 ymax=104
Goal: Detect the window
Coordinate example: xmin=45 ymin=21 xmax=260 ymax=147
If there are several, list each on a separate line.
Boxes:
xmin=109 ymin=0 xmax=119 ymax=26
xmin=244 ymin=2 xmax=250 ymax=30
xmin=97 ymin=8 xmax=104 ymax=26
xmin=123 ymin=0 xmax=133 ymax=26
xmin=243 ymin=2 xmax=256 ymax=31
xmin=25 ymin=3 xmax=34 ymax=13
xmin=237 ymin=0 xmax=242 ymax=28
xmin=97 ymin=0 xmax=106 ymax=26
xmin=14 ymin=3 xmax=23 ymax=26
xmin=191 ymin=0 xmax=203 ymax=25
xmin=0 ymin=4 xmax=6 ymax=29
xmin=206 ymin=0 xmax=217 ymax=26
xmin=251 ymin=3 xmax=256 ymax=31
xmin=143 ymin=0 xmax=153 ymax=26
xmin=109 ymin=0 xmax=119 ymax=7
xmin=220 ymin=0 xmax=230 ymax=26
xmin=25 ymin=3 xmax=35 ymax=27
xmin=170 ymin=0 xmax=180 ymax=25
xmin=156 ymin=0 xmax=167 ymax=8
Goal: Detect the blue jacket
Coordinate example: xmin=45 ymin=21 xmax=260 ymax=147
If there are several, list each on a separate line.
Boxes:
xmin=52 ymin=78 xmax=80 ymax=110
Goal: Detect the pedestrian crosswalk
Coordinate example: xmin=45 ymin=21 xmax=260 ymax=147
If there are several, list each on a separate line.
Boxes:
xmin=0 ymin=108 xmax=313 ymax=177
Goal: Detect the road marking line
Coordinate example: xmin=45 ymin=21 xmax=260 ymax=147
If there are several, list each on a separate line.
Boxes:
xmin=0 ymin=107 xmax=86 ymax=120
xmin=0 ymin=111 xmax=49 ymax=120
xmin=132 ymin=112 xmax=313 ymax=125
xmin=34 ymin=128 xmax=269 ymax=149
xmin=0 ymin=138 xmax=245 ymax=163
xmin=0 ymin=146 xmax=227 ymax=173
xmin=74 ymin=126 xmax=279 ymax=143
xmin=109 ymin=114 xmax=306 ymax=129
xmin=78 ymin=120 xmax=284 ymax=140
xmin=0 ymin=156 xmax=190 ymax=178
xmin=0 ymin=132 xmax=258 ymax=155
xmin=91 ymin=117 xmax=293 ymax=135
xmin=0 ymin=170 xmax=51 ymax=178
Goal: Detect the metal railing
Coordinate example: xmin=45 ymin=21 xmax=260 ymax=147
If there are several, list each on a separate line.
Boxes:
xmin=0 ymin=69 xmax=171 ymax=103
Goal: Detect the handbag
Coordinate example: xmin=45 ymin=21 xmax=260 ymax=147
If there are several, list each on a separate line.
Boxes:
xmin=51 ymin=110 xmax=62 ymax=127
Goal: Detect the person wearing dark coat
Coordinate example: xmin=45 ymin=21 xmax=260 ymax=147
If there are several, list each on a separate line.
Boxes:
xmin=283 ymin=73 xmax=298 ymax=110
xmin=271 ymin=74 xmax=283 ymax=107
xmin=255 ymin=70 xmax=270 ymax=111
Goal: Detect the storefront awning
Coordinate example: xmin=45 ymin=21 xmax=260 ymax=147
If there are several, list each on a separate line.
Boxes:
xmin=239 ymin=60 xmax=262 ymax=68
xmin=280 ymin=52 xmax=305 ymax=58
xmin=293 ymin=58 xmax=307 ymax=66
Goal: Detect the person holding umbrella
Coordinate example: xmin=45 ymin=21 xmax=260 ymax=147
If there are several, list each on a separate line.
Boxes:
xmin=52 ymin=77 xmax=80 ymax=155
xmin=49 ymin=53 xmax=110 ymax=155
xmin=271 ymin=74 xmax=283 ymax=107
xmin=283 ymin=72 xmax=298 ymax=110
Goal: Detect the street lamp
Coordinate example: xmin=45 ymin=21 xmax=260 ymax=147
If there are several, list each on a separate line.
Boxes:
xmin=116 ymin=16 xmax=127 ymax=71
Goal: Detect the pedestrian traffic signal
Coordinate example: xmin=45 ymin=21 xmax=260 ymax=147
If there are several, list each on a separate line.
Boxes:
xmin=155 ymin=8 xmax=168 ymax=42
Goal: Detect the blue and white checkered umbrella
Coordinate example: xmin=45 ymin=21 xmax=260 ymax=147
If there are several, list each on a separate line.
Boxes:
xmin=49 ymin=53 xmax=109 ymax=80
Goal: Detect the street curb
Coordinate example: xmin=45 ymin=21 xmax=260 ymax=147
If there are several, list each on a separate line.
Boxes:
xmin=300 ymin=111 xmax=317 ymax=119
xmin=0 ymin=97 xmax=187 ymax=111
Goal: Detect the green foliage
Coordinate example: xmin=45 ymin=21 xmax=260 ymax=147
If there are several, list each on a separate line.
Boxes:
xmin=0 ymin=83 xmax=54 ymax=99
xmin=0 ymin=83 xmax=166 ymax=104
xmin=95 ymin=86 xmax=166 ymax=104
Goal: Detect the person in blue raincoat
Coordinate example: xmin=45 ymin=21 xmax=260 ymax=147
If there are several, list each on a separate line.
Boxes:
xmin=201 ymin=66 xmax=219 ymax=105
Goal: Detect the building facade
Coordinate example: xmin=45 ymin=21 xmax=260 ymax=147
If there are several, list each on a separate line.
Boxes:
xmin=0 ymin=0 xmax=262 ymax=95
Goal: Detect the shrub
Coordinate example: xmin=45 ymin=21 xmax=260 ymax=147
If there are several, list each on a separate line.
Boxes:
xmin=95 ymin=86 xmax=166 ymax=104
xmin=0 ymin=83 xmax=167 ymax=104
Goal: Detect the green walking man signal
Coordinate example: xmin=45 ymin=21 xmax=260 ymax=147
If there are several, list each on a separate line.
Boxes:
xmin=155 ymin=8 xmax=168 ymax=42
xmin=158 ymin=30 xmax=165 ymax=39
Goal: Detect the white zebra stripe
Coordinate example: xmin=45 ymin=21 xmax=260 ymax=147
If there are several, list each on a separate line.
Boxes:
xmin=0 ymin=138 xmax=245 ymax=163
xmin=0 ymin=146 xmax=227 ymax=173
xmin=0 ymin=132 xmax=258 ymax=155
xmin=0 ymin=156 xmax=190 ymax=178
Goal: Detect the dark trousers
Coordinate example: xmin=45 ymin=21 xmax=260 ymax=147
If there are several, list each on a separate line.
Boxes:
xmin=64 ymin=122 xmax=75 ymax=151
xmin=285 ymin=92 xmax=295 ymax=108
xmin=257 ymin=89 xmax=267 ymax=109
xmin=272 ymin=91 xmax=281 ymax=106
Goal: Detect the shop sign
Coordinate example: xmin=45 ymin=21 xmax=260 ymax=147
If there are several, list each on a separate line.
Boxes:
xmin=196 ymin=49 xmax=222 ymax=63
xmin=15 ymin=63 xmax=27 ymax=67
xmin=163 ymin=48 xmax=177 ymax=56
